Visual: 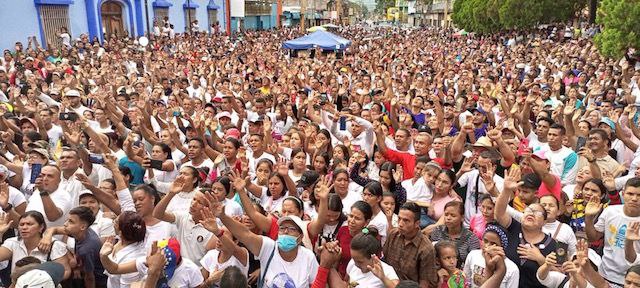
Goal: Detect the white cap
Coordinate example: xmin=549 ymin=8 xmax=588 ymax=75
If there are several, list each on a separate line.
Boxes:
xmin=216 ymin=111 xmax=231 ymax=120
xmin=277 ymin=215 xmax=305 ymax=233
xmin=65 ymin=89 xmax=80 ymax=97
xmin=15 ymin=270 xmax=56 ymax=288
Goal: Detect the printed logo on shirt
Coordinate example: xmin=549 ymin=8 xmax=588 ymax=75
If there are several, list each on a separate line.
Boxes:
xmin=269 ymin=273 xmax=296 ymax=288
xmin=608 ymin=223 xmax=627 ymax=248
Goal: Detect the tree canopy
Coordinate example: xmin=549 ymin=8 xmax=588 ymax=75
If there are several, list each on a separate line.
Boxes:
xmin=452 ymin=0 xmax=586 ymax=33
xmin=594 ymin=0 xmax=640 ymax=58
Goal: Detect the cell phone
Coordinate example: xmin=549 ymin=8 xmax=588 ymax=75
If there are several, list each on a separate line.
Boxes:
xmin=576 ymin=136 xmax=587 ymax=151
xmin=59 ymin=112 xmax=78 ymax=121
xmin=320 ymin=93 xmax=328 ymax=105
xmin=150 ymin=159 xmax=164 ymax=170
xmin=88 ymin=154 xmax=105 ymax=164
xmin=555 ymin=242 xmax=568 ymax=265
xmin=339 ymin=116 xmax=347 ymax=130
xmin=172 ymin=111 xmax=181 ymax=117
xmin=30 ymin=163 xmax=42 ymax=184
xmin=352 ymin=145 xmax=361 ymax=152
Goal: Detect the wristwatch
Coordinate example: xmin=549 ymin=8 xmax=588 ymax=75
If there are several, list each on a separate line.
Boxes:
xmin=39 ymin=191 xmax=50 ymax=197
xmin=2 ymin=204 xmax=12 ymax=212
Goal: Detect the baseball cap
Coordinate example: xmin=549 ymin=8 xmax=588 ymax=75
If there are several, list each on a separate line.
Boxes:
xmin=247 ymin=114 xmax=264 ymax=123
xmin=224 ymin=128 xmax=241 ymax=140
xmin=216 ymin=111 xmax=231 ymax=120
xmin=417 ymin=125 xmax=431 ymax=134
xmin=15 ymin=262 xmax=65 ymax=288
xmin=277 ymin=215 xmax=305 ymax=233
xmin=521 ymin=173 xmax=542 ymax=189
xmin=532 ymin=150 xmax=548 ymax=161
xmin=65 ymin=89 xmax=80 ymax=97
xmin=599 ymin=117 xmax=616 ymax=131
xmin=25 ymin=57 xmax=34 ymax=61
xmin=297 ymin=170 xmax=320 ymax=188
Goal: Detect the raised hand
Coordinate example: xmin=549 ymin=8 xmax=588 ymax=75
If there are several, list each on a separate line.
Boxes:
xmin=169 ymin=177 xmax=186 ymax=194
xmin=602 ymin=171 xmax=616 ymax=192
xmin=0 ymin=213 xmax=13 ymax=235
xmin=146 ymin=241 xmax=167 ymax=273
xmin=0 ymin=183 xmax=9 ymax=210
xmin=103 ymin=154 xmax=118 ymax=170
xmin=229 ymin=171 xmax=246 ymax=192
xmin=99 ymin=237 xmax=115 ymax=257
xmin=503 ymin=165 xmax=523 ymax=191
xmin=315 ymin=175 xmax=333 ymax=200
xmin=393 ymin=165 xmax=403 ymax=183
xmin=627 ymin=222 xmax=640 ymax=242
xmin=198 ymin=205 xmax=220 ymax=234
xmin=584 ymin=196 xmax=603 ymax=217
xmin=459 ymin=156 xmax=476 ymax=174
xmin=480 ymin=163 xmax=496 ymax=192
xmin=367 ymin=255 xmax=386 ymax=280
xmin=74 ymin=173 xmax=94 ymax=189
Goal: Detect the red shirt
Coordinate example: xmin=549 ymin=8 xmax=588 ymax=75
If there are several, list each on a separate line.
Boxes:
xmin=335 ymin=226 xmax=353 ymax=278
xmin=537 ymin=174 xmax=562 ymax=201
xmin=383 ymin=149 xmax=416 ymax=180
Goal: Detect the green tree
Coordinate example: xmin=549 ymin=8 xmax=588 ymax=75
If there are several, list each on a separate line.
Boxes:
xmin=594 ymin=0 xmax=640 ymax=58
xmin=452 ymin=0 xmax=586 ymax=33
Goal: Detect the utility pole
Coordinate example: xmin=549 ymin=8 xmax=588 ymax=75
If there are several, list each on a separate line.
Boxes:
xmin=336 ymin=0 xmax=341 ymax=24
xmin=187 ymin=0 xmax=193 ymax=33
xmin=301 ymin=0 xmax=307 ymax=32
xmin=443 ymin=0 xmax=449 ymax=28
xmin=144 ymin=0 xmax=150 ymax=36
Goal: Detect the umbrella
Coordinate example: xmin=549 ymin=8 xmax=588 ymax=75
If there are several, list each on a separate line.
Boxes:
xmin=307 ymin=26 xmax=327 ymax=32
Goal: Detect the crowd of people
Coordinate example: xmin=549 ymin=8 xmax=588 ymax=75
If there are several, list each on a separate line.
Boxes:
xmin=0 ymin=19 xmax=640 ymax=288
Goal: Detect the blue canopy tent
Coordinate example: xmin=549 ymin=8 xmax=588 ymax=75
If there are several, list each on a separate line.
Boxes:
xmin=282 ymin=30 xmax=351 ymax=50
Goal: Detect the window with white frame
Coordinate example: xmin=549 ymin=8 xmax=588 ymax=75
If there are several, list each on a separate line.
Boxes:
xmin=38 ymin=5 xmax=71 ymax=49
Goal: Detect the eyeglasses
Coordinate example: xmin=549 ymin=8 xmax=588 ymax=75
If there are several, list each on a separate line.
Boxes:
xmin=524 ymin=207 xmax=545 ymax=217
xmin=278 ymin=226 xmax=300 ymax=234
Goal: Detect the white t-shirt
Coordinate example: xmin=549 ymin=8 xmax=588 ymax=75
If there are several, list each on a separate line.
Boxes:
xmin=346 ymin=259 xmax=399 ymax=288
xmin=183 ymin=158 xmax=215 ymax=172
xmin=144 ymin=221 xmax=175 ymax=251
xmin=368 ymin=211 xmax=389 ymax=245
xmin=594 ymin=205 xmax=640 ymax=284
xmin=339 ymin=191 xmax=363 ymax=215
xmin=258 ymin=236 xmax=319 ymax=288
xmin=90 ymin=210 xmax=115 ymax=239
xmin=106 ymin=242 xmax=146 ymax=288
xmin=463 ymin=249 xmax=520 ymax=288
xmin=401 ymin=177 xmax=432 ymax=203
xmin=166 ymin=190 xmax=198 ymax=214
xmin=537 ymin=270 xmax=596 ymax=288
xmin=1 ymin=237 xmax=67 ymax=271
xmin=199 ymin=249 xmax=249 ymax=287
xmin=173 ymin=212 xmax=213 ymax=264
xmin=135 ymin=256 xmax=204 ymax=287
xmin=457 ymin=169 xmax=504 ymax=227
xmin=26 ymin=187 xmax=72 ymax=228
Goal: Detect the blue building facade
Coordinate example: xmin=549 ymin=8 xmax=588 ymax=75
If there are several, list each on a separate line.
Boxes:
xmin=0 ymin=0 xmax=276 ymax=50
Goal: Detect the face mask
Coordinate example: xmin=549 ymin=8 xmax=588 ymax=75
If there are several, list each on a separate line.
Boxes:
xmin=276 ymin=234 xmax=298 ymax=252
